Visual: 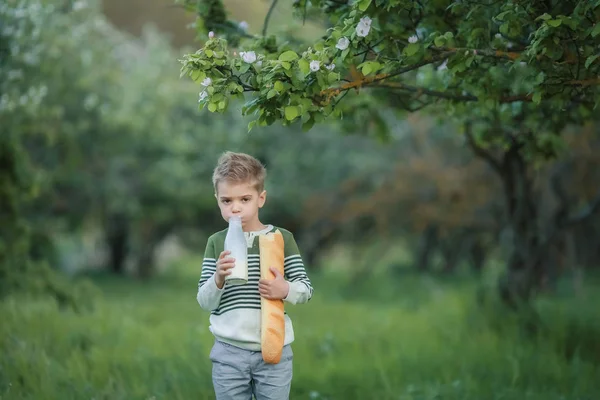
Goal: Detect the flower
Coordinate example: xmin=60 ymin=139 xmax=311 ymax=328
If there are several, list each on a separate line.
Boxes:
xmin=198 ymin=91 xmax=208 ymax=102
xmin=408 ymin=35 xmax=418 ymax=43
xmin=336 ymin=37 xmax=349 ymax=50
xmin=310 ymin=60 xmax=321 ymax=72
xmin=356 ymin=16 xmax=372 ymax=37
xmin=240 ymin=51 xmax=257 ymax=63
xmin=201 ymin=77 xmax=212 ymax=87
xmin=326 ymin=63 xmax=335 ymax=71
xmin=208 ymin=31 xmax=215 ymax=39
xmin=239 ymin=21 xmax=249 ymax=30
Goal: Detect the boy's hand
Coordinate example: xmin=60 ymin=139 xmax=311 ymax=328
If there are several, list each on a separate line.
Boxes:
xmin=258 ymin=267 xmax=289 ymax=300
xmin=214 ymin=250 xmax=235 ymax=289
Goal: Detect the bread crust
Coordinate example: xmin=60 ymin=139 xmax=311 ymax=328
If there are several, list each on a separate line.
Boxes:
xmin=259 ymin=230 xmax=285 ymax=364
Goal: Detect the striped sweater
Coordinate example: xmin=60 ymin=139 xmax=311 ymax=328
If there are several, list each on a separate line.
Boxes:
xmin=196 ymin=224 xmax=313 ymax=350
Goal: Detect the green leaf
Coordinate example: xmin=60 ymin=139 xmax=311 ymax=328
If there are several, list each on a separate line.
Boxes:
xmin=359 ymin=61 xmax=381 ymax=76
xmin=205 ymin=49 xmax=214 ymax=57
xmin=208 ymin=102 xmax=218 ymax=112
xmin=532 ymin=92 xmax=542 ymax=105
xmin=362 ymin=63 xmax=372 ymax=75
xmin=274 ymin=81 xmax=285 ymax=92
xmin=191 ymin=70 xmax=206 ymax=83
xmin=279 ymin=51 xmax=299 ymax=62
xmin=267 ymin=89 xmax=277 ymax=99
xmin=284 ymin=106 xmax=299 ymax=121
xmin=536 ymin=13 xmax=552 ymax=21
xmin=495 ymin=10 xmax=510 ymax=21
xmin=535 ymin=72 xmax=545 ymax=84
xmin=281 ymin=61 xmax=291 ymax=70
xmin=238 ymin=63 xmax=250 ymax=74
xmin=585 ymin=54 xmax=599 ymax=69
xmin=404 ymin=43 xmax=420 ymax=57
xmin=298 ymin=59 xmax=310 ymax=75
xmin=547 ymin=19 xmax=562 ymax=27
xmin=591 ymin=23 xmax=600 ymax=38
xmin=302 ymin=117 xmax=315 ymax=131
xmin=434 ymin=36 xmax=446 ymax=47
xmin=358 ymin=0 xmax=372 ymax=11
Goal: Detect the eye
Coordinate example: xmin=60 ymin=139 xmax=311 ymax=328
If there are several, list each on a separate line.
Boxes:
xmin=242 ymin=198 xmax=251 ymax=203
xmin=221 ymin=199 xmax=231 ymax=204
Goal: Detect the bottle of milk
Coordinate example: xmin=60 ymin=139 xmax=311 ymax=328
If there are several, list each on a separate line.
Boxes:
xmin=224 ymin=216 xmax=248 ymax=285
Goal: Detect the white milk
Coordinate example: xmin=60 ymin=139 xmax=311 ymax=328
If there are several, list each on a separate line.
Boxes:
xmin=224 ymin=216 xmax=248 ymax=285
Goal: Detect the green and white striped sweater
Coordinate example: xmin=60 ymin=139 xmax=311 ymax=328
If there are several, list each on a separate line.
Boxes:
xmin=196 ymin=224 xmax=313 ymax=350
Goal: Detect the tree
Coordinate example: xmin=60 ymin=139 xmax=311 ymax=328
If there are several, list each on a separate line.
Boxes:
xmin=179 ymin=0 xmax=600 ymax=307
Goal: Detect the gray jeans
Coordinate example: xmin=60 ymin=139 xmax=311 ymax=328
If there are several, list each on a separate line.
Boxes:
xmin=209 ymin=340 xmax=294 ymax=400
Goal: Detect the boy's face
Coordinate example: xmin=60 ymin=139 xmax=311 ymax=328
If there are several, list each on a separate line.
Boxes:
xmin=215 ymin=180 xmax=267 ymax=230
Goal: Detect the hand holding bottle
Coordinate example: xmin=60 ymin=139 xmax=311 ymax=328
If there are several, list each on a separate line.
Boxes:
xmin=215 ymin=250 xmax=235 ymax=289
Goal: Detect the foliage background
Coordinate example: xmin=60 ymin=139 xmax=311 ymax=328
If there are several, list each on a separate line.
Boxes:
xmin=1 ymin=0 xmax=599 ymax=399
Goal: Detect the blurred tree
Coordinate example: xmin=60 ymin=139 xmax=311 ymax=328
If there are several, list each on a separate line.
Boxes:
xmin=180 ymin=0 xmax=600 ymax=308
xmin=301 ymin=114 xmax=504 ymax=274
xmin=0 ymin=0 xmax=101 ymax=305
xmin=0 ymin=0 xmax=249 ymax=284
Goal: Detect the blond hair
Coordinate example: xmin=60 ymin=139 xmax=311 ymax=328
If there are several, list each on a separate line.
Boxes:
xmin=212 ymin=151 xmax=266 ymax=193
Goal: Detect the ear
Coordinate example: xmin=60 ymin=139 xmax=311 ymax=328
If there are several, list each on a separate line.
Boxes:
xmin=258 ymin=190 xmax=267 ymax=208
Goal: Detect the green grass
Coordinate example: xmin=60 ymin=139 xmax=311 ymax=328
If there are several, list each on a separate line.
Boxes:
xmin=1 ymin=256 xmax=599 ymax=400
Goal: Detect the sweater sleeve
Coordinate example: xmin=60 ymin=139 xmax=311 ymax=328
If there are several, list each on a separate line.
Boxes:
xmin=196 ymin=235 xmax=224 ymax=311
xmin=282 ymin=231 xmax=313 ymax=305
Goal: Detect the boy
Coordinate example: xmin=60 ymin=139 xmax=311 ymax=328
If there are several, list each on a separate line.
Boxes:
xmin=197 ymin=151 xmax=313 ymax=400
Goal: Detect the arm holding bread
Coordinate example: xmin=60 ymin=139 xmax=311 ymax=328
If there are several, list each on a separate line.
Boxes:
xmin=258 ymin=232 xmax=313 ymax=305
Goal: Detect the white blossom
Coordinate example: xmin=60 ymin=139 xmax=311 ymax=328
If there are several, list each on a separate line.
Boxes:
xmin=356 ymin=16 xmax=372 ymax=37
xmin=336 ymin=37 xmax=349 ymax=50
xmin=326 ymin=63 xmax=335 ymax=71
xmin=437 ymin=59 xmax=448 ymax=71
xmin=408 ymin=35 xmax=418 ymax=43
xmin=201 ymin=77 xmax=212 ymax=87
xmin=239 ymin=21 xmax=249 ymax=30
xmin=208 ymin=31 xmax=215 ymax=39
xmin=198 ymin=91 xmax=208 ymax=102
xmin=310 ymin=60 xmax=321 ymax=72
xmin=240 ymin=51 xmax=257 ymax=63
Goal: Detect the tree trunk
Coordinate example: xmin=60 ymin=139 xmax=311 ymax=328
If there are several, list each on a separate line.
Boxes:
xmin=496 ymin=143 xmax=546 ymax=308
xmin=466 ymin=124 xmax=600 ymax=311
xmin=469 ymin=238 xmax=486 ymax=273
xmin=440 ymin=236 xmax=460 ymax=274
xmin=105 ymin=213 xmax=129 ymax=274
xmin=416 ymin=224 xmax=437 ymax=272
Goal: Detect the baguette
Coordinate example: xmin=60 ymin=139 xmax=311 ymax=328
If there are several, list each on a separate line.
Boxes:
xmin=259 ymin=230 xmax=285 ymax=364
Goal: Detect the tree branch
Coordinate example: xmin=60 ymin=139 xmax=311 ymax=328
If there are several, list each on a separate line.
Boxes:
xmin=318 ymin=53 xmax=451 ymax=101
xmin=262 ymin=0 xmax=279 ymax=37
xmin=464 ymin=122 xmax=503 ymax=174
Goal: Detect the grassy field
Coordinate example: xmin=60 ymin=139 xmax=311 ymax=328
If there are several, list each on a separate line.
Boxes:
xmin=1 ymin=255 xmax=599 ymax=400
